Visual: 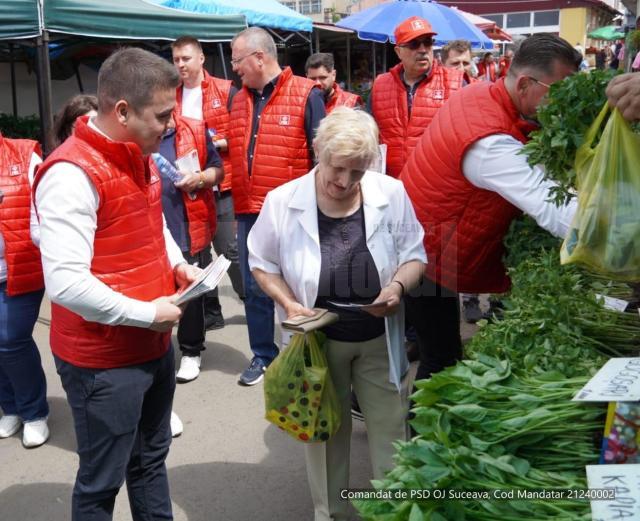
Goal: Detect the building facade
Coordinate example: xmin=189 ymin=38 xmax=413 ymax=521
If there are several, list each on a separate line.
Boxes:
xmin=278 ymin=0 xmax=352 ymax=23
xmin=439 ymin=1 xmax=623 ymax=47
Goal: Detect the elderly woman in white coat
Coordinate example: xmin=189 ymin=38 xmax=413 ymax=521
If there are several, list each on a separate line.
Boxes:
xmin=248 ymin=107 xmax=426 ymax=521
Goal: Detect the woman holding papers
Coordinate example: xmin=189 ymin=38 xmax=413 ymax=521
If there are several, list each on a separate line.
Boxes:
xmin=247 ymin=107 xmax=426 ymax=521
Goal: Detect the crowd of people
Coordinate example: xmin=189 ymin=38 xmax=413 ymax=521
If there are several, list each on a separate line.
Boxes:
xmin=2 ymin=15 xmax=640 ymax=521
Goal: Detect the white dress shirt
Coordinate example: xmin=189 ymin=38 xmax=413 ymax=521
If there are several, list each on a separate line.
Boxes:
xmin=0 ymin=152 xmax=41 ymax=284
xmin=180 ymin=85 xmax=203 ymax=121
xmin=34 ymin=119 xmax=185 ymax=328
xmin=248 ymin=169 xmax=427 ymax=391
xmin=463 ymin=134 xmax=577 ymax=239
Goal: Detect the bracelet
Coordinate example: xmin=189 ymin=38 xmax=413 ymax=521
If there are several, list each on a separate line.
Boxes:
xmin=391 ymin=279 xmax=405 ymax=296
xmin=197 ymin=171 xmax=205 ymax=189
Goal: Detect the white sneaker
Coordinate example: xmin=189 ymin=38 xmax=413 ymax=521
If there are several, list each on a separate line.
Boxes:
xmin=176 ymin=355 xmax=201 ymax=383
xmin=0 ymin=415 xmax=21 ymax=438
xmin=170 ymin=411 xmax=183 ymax=438
xmin=22 ymin=418 xmax=49 ymax=448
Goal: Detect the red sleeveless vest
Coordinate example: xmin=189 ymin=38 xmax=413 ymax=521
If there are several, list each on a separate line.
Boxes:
xmin=229 ymin=67 xmax=315 ymax=215
xmin=34 ymin=117 xmax=176 ymax=368
xmin=151 ymin=115 xmax=217 ymax=255
xmin=400 ymin=79 xmax=535 ymax=294
xmin=326 ymin=83 xmax=362 ymax=113
xmin=371 ymin=62 xmax=464 ymax=178
xmin=176 ymin=71 xmax=234 ymax=192
xmin=0 ymin=135 xmax=43 ymax=296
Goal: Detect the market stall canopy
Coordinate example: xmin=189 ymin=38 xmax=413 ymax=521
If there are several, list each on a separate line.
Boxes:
xmin=0 ymin=0 xmax=247 ymax=43
xmin=44 ymin=0 xmax=247 ymax=41
xmin=453 ymin=8 xmax=512 ymax=42
xmin=152 ymin=0 xmax=313 ymax=33
xmin=587 ymin=25 xmax=625 ymax=41
xmin=0 ymin=0 xmax=40 ymax=40
xmin=335 ymin=0 xmax=494 ymax=49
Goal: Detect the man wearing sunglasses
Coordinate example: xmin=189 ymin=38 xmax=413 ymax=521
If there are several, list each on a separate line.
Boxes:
xmin=370 ymin=16 xmax=465 ymax=178
xmin=400 ymin=34 xmax=581 ymax=383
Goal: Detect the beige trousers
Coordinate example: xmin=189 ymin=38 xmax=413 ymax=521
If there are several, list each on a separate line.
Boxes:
xmin=304 ymin=335 xmax=409 ymax=521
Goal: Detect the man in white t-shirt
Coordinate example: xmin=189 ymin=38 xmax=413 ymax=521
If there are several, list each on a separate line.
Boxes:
xmin=172 ymin=36 xmax=244 ymax=382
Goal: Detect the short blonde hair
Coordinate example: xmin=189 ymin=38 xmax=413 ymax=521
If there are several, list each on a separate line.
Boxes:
xmin=313 ymin=107 xmax=379 ymax=167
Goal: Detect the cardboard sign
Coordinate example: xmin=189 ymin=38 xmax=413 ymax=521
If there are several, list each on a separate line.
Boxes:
xmin=573 ymin=358 xmax=640 ymax=402
xmin=587 ymin=464 xmax=640 ymax=520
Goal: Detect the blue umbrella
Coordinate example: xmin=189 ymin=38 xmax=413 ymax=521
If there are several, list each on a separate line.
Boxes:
xmin=336 ymin=0 xmax=494 ymax=50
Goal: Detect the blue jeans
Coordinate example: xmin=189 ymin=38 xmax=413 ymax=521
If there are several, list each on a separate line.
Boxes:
xmin=237 ymin=214 xmax=278 ymax=366
xmin=55 ymin=345 xmax=175 ymax=521
xmin=0 ymin=282 xmax=48 ymax=421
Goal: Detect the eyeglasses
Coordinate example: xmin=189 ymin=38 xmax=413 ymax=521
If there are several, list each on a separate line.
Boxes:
xmin=230 ymin=51 xmax=258 ymax=66
xmin=529 ymin=76 xmax=551 ymax=89
xmin=399 ymin=37 xmax=434 ymax=50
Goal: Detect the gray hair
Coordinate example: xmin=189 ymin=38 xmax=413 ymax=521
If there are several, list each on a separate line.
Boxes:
xmin=231 ymin=27 xmax=277 ymax=59
xmin=509 ymin=33 xmax=582 ymax=77
xmin=97 ymin=47 xmax=179 ymax=114
xmin=314 ymin=107 xmax=379 ymax=167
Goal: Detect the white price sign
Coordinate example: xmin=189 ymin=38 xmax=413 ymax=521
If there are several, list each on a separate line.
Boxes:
xmin=573 ymin=358 xmax=640 ymax=402
xmin=595 ymin=294 xmax=629 ymax=312
xmin=587 ymin=464 xmax=640 ymax=521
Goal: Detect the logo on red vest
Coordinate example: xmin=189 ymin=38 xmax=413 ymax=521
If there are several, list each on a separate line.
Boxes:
xmin=9 ymin=164 xmax=21 ymax=176
xmin=279 ymin=115 xmax=291 ymax=126
xmin=212 ymin=98 xmax=222 ymax=109
xmin=150 ymin=173 xmax=160 ymax=184
xmin=432 ymin=90 xmax=444 ymax=100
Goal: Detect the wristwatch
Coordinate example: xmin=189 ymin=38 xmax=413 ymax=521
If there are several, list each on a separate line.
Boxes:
xmin=197 ymin=171 xmax=205 ymax=189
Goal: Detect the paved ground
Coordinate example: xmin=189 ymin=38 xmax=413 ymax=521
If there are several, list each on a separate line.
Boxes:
xmin=0 ymin=276 xmax=478 ymax=521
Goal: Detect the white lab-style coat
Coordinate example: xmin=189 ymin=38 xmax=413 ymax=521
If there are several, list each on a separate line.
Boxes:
xmin=247 ymin=168 xmax=427 ymax=391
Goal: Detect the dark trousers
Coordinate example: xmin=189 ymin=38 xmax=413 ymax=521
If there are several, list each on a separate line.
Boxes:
xmin=237 ymin=213 xmax=278 ymax=366
xmin=179 ymin=248 xmax=213 ymax=357
xmin=0 ymin=283 xmax=48 ymax=421
xmin=55 ymin=345 xmax=175 ymax=521
xmin=204 ymin=191 xmax=245 ymax=320
xmin=405 ymin=279 xmax=463 ymax=381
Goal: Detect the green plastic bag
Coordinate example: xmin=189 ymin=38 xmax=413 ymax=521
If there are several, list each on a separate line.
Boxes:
xmin=264 ymin=331 xmax=341 ymax=443
xmin=561 ymin=103 xmax=640 ymax=280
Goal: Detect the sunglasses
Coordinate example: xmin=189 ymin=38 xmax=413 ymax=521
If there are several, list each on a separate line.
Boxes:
xmin=400 ymin=37 xmax=434 ymax=50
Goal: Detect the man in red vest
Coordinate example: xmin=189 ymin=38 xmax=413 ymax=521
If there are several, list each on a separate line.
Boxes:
xmin=442 ymin=39 xmax=475 ymax=83
xmin=172 ymin=36 xmax=244 ymax=369
xmin=477 ymin=52 xmax=499 ymax=81
xmin=370 ymin=16 xmax=465 ymax=178
xmin=499 ymin=49 xmax=514 ymax=78
xmin=305 ymin=52 xmax=363 ymax=113
xmin=400 ymin=34 xmax=581 ymax=382
xmin=229 ymin=27 xmax=325 ymax=386
xmin=34 ymin=48 xmax=199 ymax=520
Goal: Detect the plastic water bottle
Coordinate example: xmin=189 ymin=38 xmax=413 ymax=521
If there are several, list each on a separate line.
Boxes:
xmin=152 ymin=153 xmax=195 ymax=200
xmin=151 ymin=153 xmax=182 ymax=184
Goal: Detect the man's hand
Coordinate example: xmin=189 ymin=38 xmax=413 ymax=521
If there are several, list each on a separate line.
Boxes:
xmin=365 ymin=284 xmax=402 ymax=318
xmin=174 ymin=170 xmax=202 ymax=193
xmin=607 ymin=73 xmax=640 ymax=122
xmin=284 ymin=301 xmax=316 ymax=320
xmin=174 ymin=262 xmax=202 ymax=292
xmin=150 ymin=295 xmax=182 ymax=332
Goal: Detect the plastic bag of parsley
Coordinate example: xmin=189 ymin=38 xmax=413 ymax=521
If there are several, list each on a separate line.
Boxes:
xmin=561 ymin=103 xmax=640 ymax=280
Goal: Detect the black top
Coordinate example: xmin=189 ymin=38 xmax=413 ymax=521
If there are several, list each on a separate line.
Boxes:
xmin=314 ymin=205 xmax=385 ymax=342
xmin=246 ymin=73 xmax=326 ymax=174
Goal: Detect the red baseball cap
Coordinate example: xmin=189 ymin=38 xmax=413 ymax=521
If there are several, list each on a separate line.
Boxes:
xmin=394 ymin=16 xmax=437 ymax=45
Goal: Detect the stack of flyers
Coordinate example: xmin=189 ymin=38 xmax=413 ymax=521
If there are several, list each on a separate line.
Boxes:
xmin=175 ymin=255 xmax=231 ymax=306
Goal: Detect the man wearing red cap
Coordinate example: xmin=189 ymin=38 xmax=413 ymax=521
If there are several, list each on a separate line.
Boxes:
xmin=370 ymin=16 xmax=465 ymax=178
